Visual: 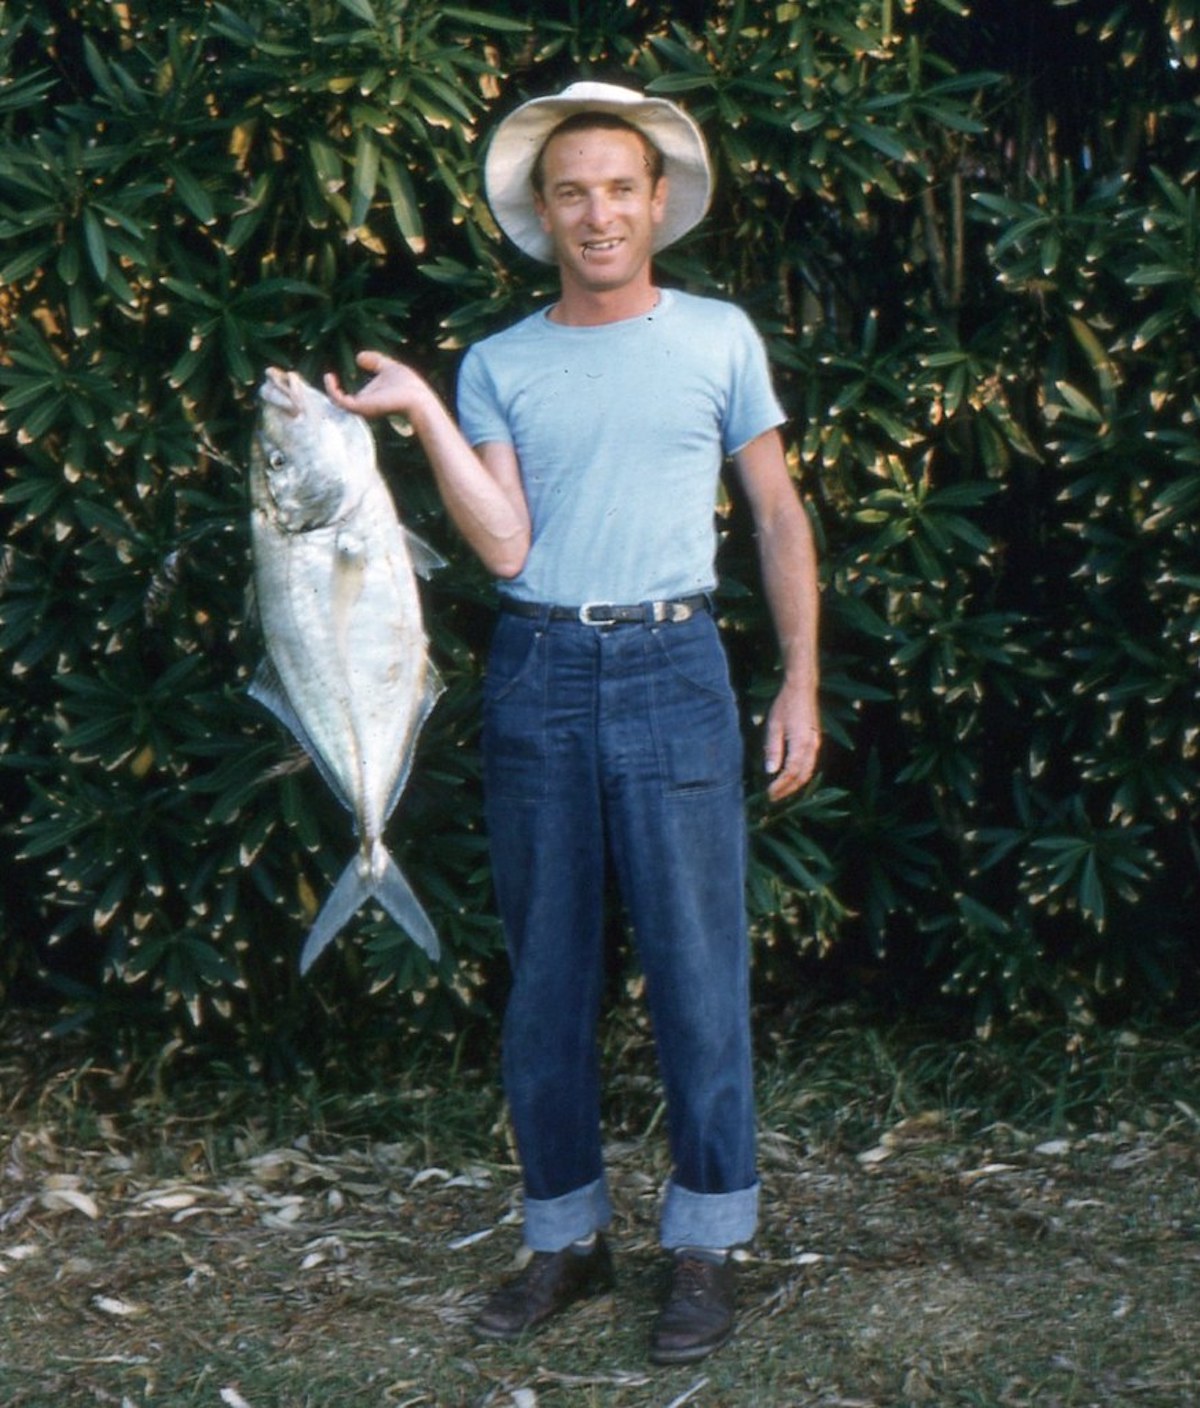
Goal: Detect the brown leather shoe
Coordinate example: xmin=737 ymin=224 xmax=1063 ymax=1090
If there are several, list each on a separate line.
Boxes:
xmin=648 ymin=1253 xmax=736 ymax=1365
xmin=474 ymin=1237 xmax=615 ymax=1341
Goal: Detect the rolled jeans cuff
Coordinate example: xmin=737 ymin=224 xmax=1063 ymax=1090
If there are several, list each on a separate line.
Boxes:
xmin=522 ymin=1177 xmax=613 ymax=1252
xmin=660 ymin=1178 xmax=760 ymax=1251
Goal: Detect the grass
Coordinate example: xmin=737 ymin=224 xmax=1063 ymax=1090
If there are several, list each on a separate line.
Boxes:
xmin=2 ymin=1003 xmax=1198 ymax=1406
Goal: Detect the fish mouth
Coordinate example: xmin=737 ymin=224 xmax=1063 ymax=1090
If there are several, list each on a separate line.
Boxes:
xmin=260 ymin=366 xmax=304 ymax=417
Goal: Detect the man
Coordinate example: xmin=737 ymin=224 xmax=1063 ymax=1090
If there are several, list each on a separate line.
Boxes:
xmin=326 ymin=80 xmax=820 ymax=1365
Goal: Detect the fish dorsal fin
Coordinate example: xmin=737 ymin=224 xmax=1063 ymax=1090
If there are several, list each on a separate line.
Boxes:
xmin=405 ymin=528 xmax=447 ymax=579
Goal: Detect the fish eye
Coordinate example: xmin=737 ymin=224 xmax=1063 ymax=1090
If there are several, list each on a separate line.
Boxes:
xmin=268 ymin=449 xmax=287 ymax=470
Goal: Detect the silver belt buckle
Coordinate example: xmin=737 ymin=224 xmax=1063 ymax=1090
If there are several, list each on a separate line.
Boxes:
xmin=578 ymin=601 xmax=608 ymax=624
xmin=655 ymin=599 xmax=692 ymax=623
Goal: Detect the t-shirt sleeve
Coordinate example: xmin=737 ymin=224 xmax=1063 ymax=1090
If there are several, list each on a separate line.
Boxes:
xmin=722 ymin=308 xmax=787 ymax=456
xmin=456 ymin=345 xmax=513 ymax=448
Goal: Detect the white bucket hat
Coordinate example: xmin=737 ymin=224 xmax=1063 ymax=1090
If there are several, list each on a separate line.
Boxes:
xmin=483 ymin=80 xmax=713 ymax=264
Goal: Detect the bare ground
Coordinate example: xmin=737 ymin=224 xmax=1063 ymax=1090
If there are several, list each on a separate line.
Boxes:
xmin=2 ymin=1015 xmax=1198 ymax=1408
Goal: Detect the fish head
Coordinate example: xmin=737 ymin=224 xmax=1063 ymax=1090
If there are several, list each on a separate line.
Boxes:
xmin=250 ymin=367 xmax=377 ymax=532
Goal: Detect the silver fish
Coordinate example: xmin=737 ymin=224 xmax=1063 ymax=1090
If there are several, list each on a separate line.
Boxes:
xmin=248 ymin=366 xmax=443 ymax=973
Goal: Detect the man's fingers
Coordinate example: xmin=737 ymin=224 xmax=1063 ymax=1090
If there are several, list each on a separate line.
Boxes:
xmin=764 ymin=727 xmax=820 ymax=801
xmin=323 ymin=352 xmax=399 ymax=416
xmin=763 ymin=715 xmax=785 ymax=778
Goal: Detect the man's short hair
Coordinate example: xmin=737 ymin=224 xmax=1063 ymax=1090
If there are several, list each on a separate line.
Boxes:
xmin=530 ymin=112 xmax=667 ymax=194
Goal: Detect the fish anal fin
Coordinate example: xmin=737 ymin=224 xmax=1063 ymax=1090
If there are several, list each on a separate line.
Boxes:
xmin=425 ymin=661 xmax=446 ymax=709
xmin=249 ymin=658 xmax=293 ymax=724
xmin=250 ymin=661 xmax=354 ymax=813
xmin=380 ymin=663 xmax=446 ymax=822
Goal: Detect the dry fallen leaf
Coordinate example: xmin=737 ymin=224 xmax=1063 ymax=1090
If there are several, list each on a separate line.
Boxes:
xmin=93 ymin=1294 xmax=146 ymax=1317
xmin=959 ymin=1162 xmax=1019 ymax=1183
xmin=884 ymin=1112 xmax=946 ymax=1145
xmin=40 ymin=1187 xmax=100 ymax=1219
xmin=1034 ymin=1139 xmax=1072 ymax=1157
xmin=135 ymin=1189 xmax=200 ymax=1211
xmin=0 ymin=1194 xmax=36 ymax=1232
xmin=856 ymin=1144 xmax=891 ymax=1166
xmin=662 ymin=1378 xmax=710 ymax=1408
xmin=261 ymin=1196 xmax=306 ymax=1230
xmin=447 ymin=1228 xmax=494 ymax=1251
xmin=410 ymin=1165 xmax=453 ymax=1187
xmin=1174 ymin=1098 xmax=1199 ymax=1127
xmin=1 ymin=1243 xmax=38 ymax=1263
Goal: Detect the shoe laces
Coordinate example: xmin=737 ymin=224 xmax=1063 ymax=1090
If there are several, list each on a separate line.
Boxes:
xmin=512 ymin=1250 xmax=564 ymax=1293
xmin=671 ymin=1255 xmax=721 ymax=1301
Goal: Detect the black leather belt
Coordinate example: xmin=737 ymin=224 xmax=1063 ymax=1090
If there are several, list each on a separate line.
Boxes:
xmin=499 ymin=593 xmax=712 ymax=625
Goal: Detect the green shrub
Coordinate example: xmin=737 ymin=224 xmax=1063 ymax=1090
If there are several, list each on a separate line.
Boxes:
xmin=2 ymin=0 xmax=1197 ymax=1057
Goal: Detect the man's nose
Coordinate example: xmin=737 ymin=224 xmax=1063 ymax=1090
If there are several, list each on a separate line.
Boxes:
xmin=584 ymin=192 xmax=613 ymax=225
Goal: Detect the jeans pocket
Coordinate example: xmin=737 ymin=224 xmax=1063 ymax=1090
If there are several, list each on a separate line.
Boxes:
xmin=651 ymin=617 xmax=737 ymax=702
xmin=485 ymin=615 xmax=544 ymax=703
xmin=650 ymin=623 xmax=744 ymax=796
xmin=483 ymin=619 xmax=548 ymax=802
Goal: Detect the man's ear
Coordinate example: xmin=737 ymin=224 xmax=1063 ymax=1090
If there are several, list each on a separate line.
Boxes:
xmin=651 ymin=175 xmax=670 ymax=226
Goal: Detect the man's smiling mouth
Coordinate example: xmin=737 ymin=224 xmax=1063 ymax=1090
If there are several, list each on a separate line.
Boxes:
xmin=582 ymin=238 xmax=622 ymax=256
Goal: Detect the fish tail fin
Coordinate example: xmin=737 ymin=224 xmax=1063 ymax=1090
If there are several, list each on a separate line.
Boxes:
xmin=372 ymin=849 xmax=441 ymax=963
xmin=298 ymin=860 xmax=371 ymax=975
xmin=298 ymin=847 xmax=440 ymax=975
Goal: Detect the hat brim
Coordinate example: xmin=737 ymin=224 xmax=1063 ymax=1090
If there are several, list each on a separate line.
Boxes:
xmin=483 ymin=81 xmax=713 ymax=264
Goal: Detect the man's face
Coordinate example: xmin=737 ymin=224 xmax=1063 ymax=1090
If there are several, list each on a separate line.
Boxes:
xmin=533 ymin=126 xmax=668 ymax=297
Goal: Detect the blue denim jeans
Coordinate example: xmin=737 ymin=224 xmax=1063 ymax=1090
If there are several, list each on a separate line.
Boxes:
xmin=482 ymin=607 xmax=759 ymax=1253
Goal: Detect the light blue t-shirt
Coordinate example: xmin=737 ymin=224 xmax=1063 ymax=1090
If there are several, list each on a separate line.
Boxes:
xmin=456 ymin=288 xmax=786 ymax=605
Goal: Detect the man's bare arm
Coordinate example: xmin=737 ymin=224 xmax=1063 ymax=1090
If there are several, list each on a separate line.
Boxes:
xmin=325 ymin=351 xmax=530 ymax=579
xmin=732 ymin=428 xmax=821 ymax=801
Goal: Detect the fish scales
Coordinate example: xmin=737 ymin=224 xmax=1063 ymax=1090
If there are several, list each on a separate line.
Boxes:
xmin=248 ymin=367 xmax=443 ymax=973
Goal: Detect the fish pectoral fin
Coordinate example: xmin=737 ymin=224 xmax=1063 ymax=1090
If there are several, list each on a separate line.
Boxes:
xmin=297 ymin=848 xmax=440 ymax=975
xmin=404 ymin=528 xmax=447 ymax=579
